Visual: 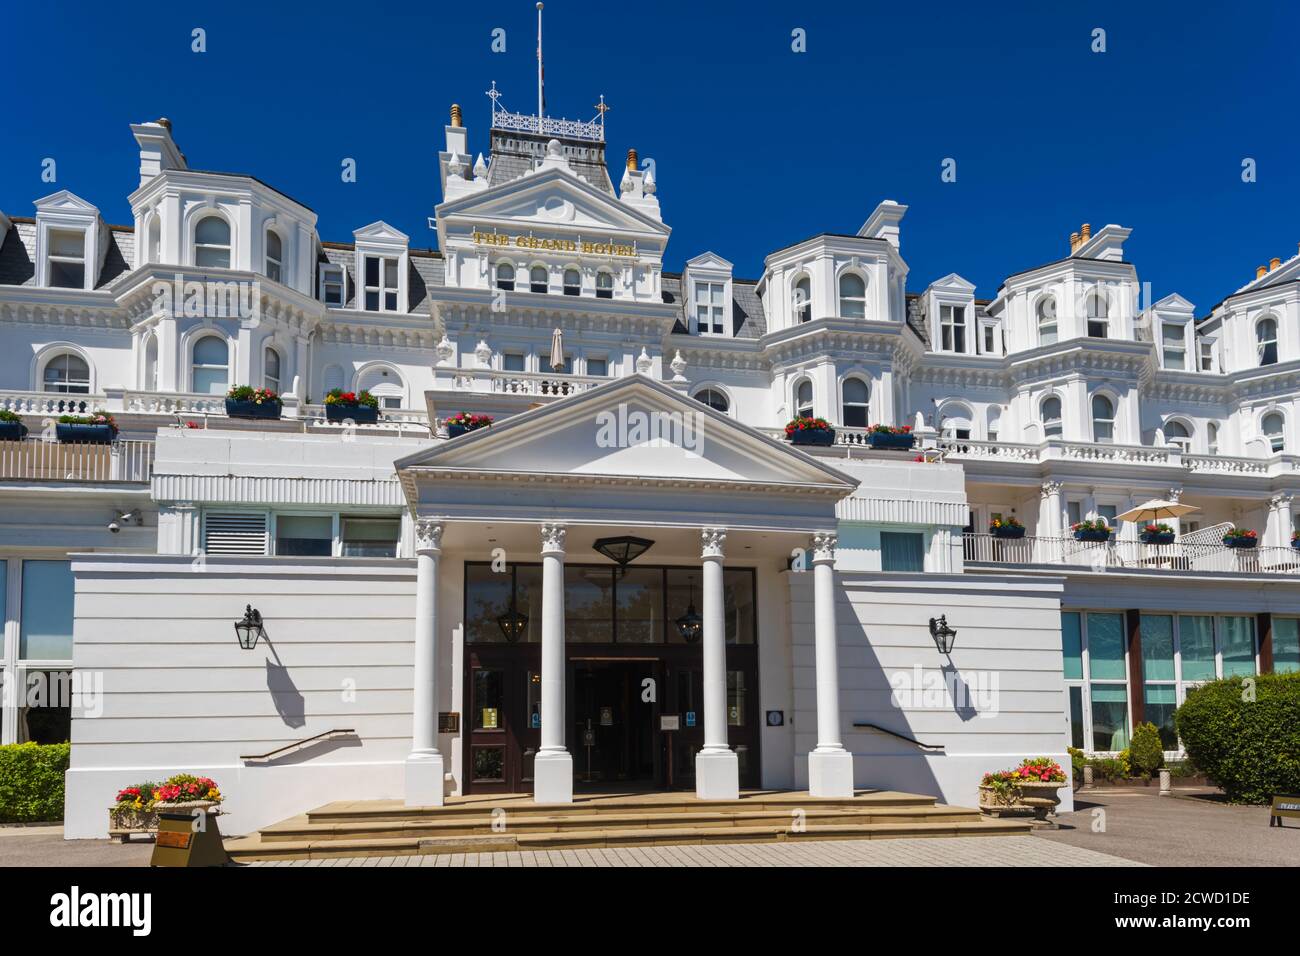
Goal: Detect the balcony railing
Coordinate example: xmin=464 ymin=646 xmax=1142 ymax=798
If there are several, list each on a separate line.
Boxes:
xmin=437 ymin=369 xmax=610 ymax=398
xmin=963 ymin=533 xmax=1300 ymax=576
xmin=0 ymin=438 xmax=155 ymax=483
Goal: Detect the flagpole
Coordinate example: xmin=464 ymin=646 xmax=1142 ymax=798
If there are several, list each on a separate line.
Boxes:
xmin=536 ymin=2 xmax=544 ymax=132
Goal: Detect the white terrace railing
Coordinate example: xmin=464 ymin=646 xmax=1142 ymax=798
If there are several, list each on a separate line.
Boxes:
xmin=0 ymin=438 xmax=155 ymax=483
xmin=963 ymin=533 xmax=1300 ymax=576
xmin=438 ymin=369 xmax=611 ymax=398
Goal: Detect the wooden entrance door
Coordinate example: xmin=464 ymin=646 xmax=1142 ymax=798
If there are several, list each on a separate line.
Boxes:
xmin=465 ymin=646 xmax=541 ymax=794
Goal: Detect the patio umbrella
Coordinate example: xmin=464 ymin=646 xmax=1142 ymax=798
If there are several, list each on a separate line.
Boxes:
xmin=549 ymin=327 xmax=565 ymax=371
xmin=1115 ymin=498 xmax=1201 ymax=524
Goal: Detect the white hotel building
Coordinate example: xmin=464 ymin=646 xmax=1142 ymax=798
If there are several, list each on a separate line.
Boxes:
xmin=2 ymin=99 xmax=1299 ymax=838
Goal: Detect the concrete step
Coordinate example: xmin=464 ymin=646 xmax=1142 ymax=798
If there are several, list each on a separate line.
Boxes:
xmin=225 ymin=818 xmax=1031 ymax=862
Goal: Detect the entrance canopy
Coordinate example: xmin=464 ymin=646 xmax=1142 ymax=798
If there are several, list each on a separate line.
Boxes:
xmin=395 ymin=375 xmax=858 ymax=535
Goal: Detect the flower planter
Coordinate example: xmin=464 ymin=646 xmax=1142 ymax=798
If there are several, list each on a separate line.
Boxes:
xmin=326 ymin=403 xmax=379 ymax=424
xmin=0 ymin=421 xmax=28 ymax=441
xmin=1073 ymin=530 xmax=1112 ymax=543
xmin=1292 ymin=540 xmax=1300 ymax=551
xmin=992 ymin=526 xmax=1026 ymax=539
xmin=790 ymin=429 xmax=835 ymax=447
xmin=224 ymin=398 xmax=282 ymax=420
xmin=55 ymin=423 xmax=115 ymax=444
xmin=1223 ymin=538 xmax=1257 ymax=549
xmin=979 ymin=781 xmax=1063 ymax=825
xmin=108 ymin=800 xmax=219 ymax=842
xmin=866 ymin=432 xmax=915 ymax=450
xmin=1140 ymin=532 xmax=1175 ymax=545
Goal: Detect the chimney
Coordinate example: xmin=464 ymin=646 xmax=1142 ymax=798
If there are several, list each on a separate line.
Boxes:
xmin=129 ymin=118 xmax=187 ymax=188
xmin=1257 ymin=265 xmax=1268 ymax=279
xmin=1070 ymin=231 xmax=1081 ymax=253
xmin=1270 ymin=257 xmax=1282 ymax=271
xmin=626 ymin=148 xmax=639 ymax=172
xmin=450 ymin=104 xmax=463 ymax=128
xmin=1081 ymin=223 xmax=1091 ymax=242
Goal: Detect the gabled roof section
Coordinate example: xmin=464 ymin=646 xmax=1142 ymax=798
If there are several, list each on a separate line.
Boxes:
xmin=353 ymin=220 xmax=409 ymax=244
xmin=685 ymin=251 xmax=734 ymax=271
xmin=34 ymin=189 xmax=100 ymax=215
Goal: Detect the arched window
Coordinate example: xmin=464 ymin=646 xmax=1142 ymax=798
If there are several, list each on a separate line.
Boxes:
xmin=1091 ymin=394 xmax=1116 ymax=443
xmin=1037 ymin=296 xmax=1058 ymax=345
xmin=841 ymin=377 xmax=870 ymax=428
xmin=191 ymin=336 xmax=229 ymax=395
xmin=1041 ymin=395 xmax=1063 ymax=438
xmin=1262 ymin=412 xmax=1285 ymax=452
xmin=358 ymin=366 xmax=405 ymax=409
xmin=939 ymin=403 xmax=973 ymax=440
xmin=1085 ymin=292 xmax=1109 ymax=338
xmin=838 ymin=273 xmax=867 ymax=319
xmin=264 ymin=346 xmax=282 ymax=394
xmin=693 ymin=388 xmax=729 ymax=413
xmin=595 ymin=271 xmax=614 ymax=299
xmin=793 ymin=276 xmax=812 ymax=323
xmin=530 ymin=265 xmax=549 ymax=294
xmin=42 ymin=353 xmax=90 ymax=394
xmin=795 ymin=379 xmax=814 ymax=419
xmin=1256 ymin=316 xmax=1279 ymax=366
xmin=194 ymin=216 xmax=231 ymax=268
xmin=1164 ymin=419 xmax=1192 ymax=452
xmin=495 ymin=262 xmax=515 ymax=291
xmin=143 ymin=334 xmax=158 ymax=391
xmin=265 ymin=230 xmax=283 ymax=283
xmin=1207 ymin=421 xmax=1219 ymax=456
xmin=563 ymin=268 xmax=581 ymax=296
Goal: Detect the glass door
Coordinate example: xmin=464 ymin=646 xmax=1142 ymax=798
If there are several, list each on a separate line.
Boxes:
xmin=465 ymin=648 xmax=540 ymax=794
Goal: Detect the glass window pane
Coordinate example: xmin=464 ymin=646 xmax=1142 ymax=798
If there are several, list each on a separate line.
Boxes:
xmin=472 ymin=669 xmax=503 ymax=731
xmin=1274 ymin=618 xmax=1300 ymax=674
xmin=1144 ymin=684 xmax=1178 ymax=750
xmin=1090 ymin=684 xmax=1130 ymax=751
xmin=1087 ymin=612 xmax=1126 ymax=680
xmin=1180 ymin=615 xmax=1216 ymax=681
xmin=1221 ymin=616 xmax=1256 ymax=677
xmin=727 ymin=670 xmax=746 ymax=727
xmin=49 ymin=260 xmax=85 ymax=288
xmin=465 ymin=564 xmax=512 ymax=643
xmin=1068 ymin=685 xmax=1084 ymax=749
xmin=20 ymin=670 xmax=72 ymax=744
xmin=1061 ymin=612 xmax=1083 ymax=680
xmin=724 ymin=568 xmax=755 ymax=645
xmin=881 ymin=532 xmax=925 ymax=572
xmin=384 ymin=259 xmax=398 ymax=286
xmin=275 ymin=515 xmax=333 ymax=557
xmin=614 ymin=567 xmax=663 ymax=644
xmin=341 ymin=518 xmax=399 ymax=558
xmin=192 ymin=368 xmax=228 ymax=395
xmin=20 ymin=560 xmax=74 ymax=660
xmin=565 ymin=566 xmax=613 ymax=643
xmin=195 ymin=217 xmax=230 ymax=245
xmin=1140 ymin=614 xmax=1175 ymax=681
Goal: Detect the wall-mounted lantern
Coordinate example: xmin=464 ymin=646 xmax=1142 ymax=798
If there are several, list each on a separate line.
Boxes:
xmin=234 ymin=605 xmax=266 ymax=650
xmin=928 ymin=615 xmax=957 ymax=654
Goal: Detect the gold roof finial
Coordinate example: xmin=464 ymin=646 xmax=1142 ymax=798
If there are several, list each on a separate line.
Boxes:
xmin=626 ymin=148 xmax=639 ymax=172
xmin=450 ymin=104 xmax=463 ymax=128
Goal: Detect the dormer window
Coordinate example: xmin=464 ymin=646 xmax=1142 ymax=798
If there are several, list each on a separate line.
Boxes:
xmin=495 ymin=262 xmax=516 ymax=291
xmin=938 ymin=305 xmax=966 ymax=352
xmin=319 ymin=265 xmax=345 ymax=306
xmin=47 ymin=229 xmax=87 ymax=289
xmin=793 ymin=276 xmax=812 ymax=323
xmin=563 ymin=268 xmax=581 ymax=296
xmin=1085 ymin=292 xmax=1109 ymax=338
xmin=695 ymin=282 xmax=725 ymax=335
xmin=530 ymin=266 xmax=549 ymax=294
xmin=1161 ymin=323 xmax=1186 ymax=370
xmin=364 ymin=255 xmax=399 ymax=311
xmin=194 ymin=216 xmax=231 ymax=268
xmin=838 ymin=273 xmax=867 ymax=319
xmin=265 ymin=231 xmax=283 ymax=283
xmin=595 ymin=271 xmax=614 ymax=299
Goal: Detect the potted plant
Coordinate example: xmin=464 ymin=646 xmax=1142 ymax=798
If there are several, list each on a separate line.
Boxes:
xmin=978 ymin=757 xmax=1067 ymax=825
xmin=444 ymin=412 xmax=494 ymax=438
xmin=107 ymin=774 xmax=222 ymax=841
xmin=1222 ymin=527 xmax=1258 ymax=549
xmin=864 ymin=423 xmax=914 ymax=450
xmin=55 ymin=413 xmax=117 ymax=444
xmin=108 ymin=781 xmax=161 ymax=839
xmin=989 ymin=516 xmax=1025 ymax=539
xmin=324 ymin=388 xmax=380 ymax=424
xmin=1139 ymin=522 xmax=1175 ymax=545
xmin=1071 ymin=518 xmax=1112 ymax=542
xmin=784 ymin=416 xmax=835 ymax=447
xmin=224 ymin=385 xmax=282 ymax=420
xmin=0 ymin=409 xmax=28 ymax=441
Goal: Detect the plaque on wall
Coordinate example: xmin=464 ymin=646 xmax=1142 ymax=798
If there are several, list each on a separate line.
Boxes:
xmin=438 ymin=712 xmax=460 ymax=734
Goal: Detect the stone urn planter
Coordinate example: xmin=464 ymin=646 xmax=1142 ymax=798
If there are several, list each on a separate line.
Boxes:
xmin=979 ymin=782 xmax=1063 ymax=825
xmin=108 ymin=800 xmax=220 ymax=842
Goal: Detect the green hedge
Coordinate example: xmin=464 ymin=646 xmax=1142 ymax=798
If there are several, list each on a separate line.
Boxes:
xmin=0 ymin=743 xmax=70 ymax=823
xmin=1175 ymin=672 xmax=1300 ymax=803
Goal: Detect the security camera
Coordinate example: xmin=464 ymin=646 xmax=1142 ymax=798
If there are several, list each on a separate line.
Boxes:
xmin=108 ymin=510 xmax=141 ymax=533
xmin=108 ymin=520 xmax=120 ymax=534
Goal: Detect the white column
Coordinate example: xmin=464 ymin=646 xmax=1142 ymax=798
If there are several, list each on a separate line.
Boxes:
xmin=405 ymin=518 xmax=445 ymax=807
xmin=534 ymin=522 xmax=573 ymax=803
xmin=808 ymin=532 xmax=854 ymax=797
xmin=696 ymin=527 xmax=739 ymax=800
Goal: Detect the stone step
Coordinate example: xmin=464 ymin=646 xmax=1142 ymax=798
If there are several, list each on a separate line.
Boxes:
xmin=260 ymin=804 xmax=983 ymax=844
xmin=225 ymin=818 xmax=1032 ymax=862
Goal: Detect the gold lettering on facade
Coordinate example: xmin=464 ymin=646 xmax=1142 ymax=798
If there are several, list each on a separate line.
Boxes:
xmin=472 ymin=231 xmax=635 ymax=258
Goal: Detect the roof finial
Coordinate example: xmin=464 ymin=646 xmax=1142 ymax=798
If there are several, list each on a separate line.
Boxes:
xmin=626 ymin=147 xmax=639 ymax=172
xmin=450 ymin=104 xmax=462 ymax=128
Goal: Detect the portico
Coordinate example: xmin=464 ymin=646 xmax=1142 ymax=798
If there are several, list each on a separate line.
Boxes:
xmin=394 ymin=375 xmax=861 ymax=804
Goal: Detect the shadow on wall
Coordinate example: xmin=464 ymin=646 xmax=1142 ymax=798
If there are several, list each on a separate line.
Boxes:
xmin=941 ymin=660 xmax=980 ymax=722
xmin=265 ymin=658 xmax=306 ymax=729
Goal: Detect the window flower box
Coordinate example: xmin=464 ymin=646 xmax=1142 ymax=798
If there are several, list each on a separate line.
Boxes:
xmin=784 ymin=416 xmax=835 ymax=446
xmin=444 ymin=412 xmax=494 ymax=438
xmin=1139 ymin=522 xmax=1175 ymax=545
xmin=55 ymin=414 xmax=117 ymax=444
xmin=1222 ymin=528 xmax=1258 ymax=549
xmin=225 ymin=386 xmax=282 ymax=420
xmin=0 ymin=411 xmax=28 ymax=441
xmin=989 ymin=517 xmax=1025 ymax=539
xmin=865 ymin=424 xmax=914 ymax=450
xmin=1071 ymin=519 xmax=1112 ymax=543
xmin=324 ymin=389 xmax=380 ymax=424
xmin=978 ymin=758 xmax=1066 ymax=826
xmin=1291 ymin=533 xmax=1300 ymax=551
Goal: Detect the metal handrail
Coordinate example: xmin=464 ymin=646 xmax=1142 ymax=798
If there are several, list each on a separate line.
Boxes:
xmin=239 ymin=728 xmax=357 ymax=764
xmin=851 ymin=722 xmax=945 ymax=751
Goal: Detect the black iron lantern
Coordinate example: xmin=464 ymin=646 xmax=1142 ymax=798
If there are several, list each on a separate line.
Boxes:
xmin=928 ymin=615 xmax=957 ymax=654
xmin=234 ymin=605 xmax=265 ymax=650
xmin=592 ymin=535 xmax=655 ymax=567
xmin=497 ymin=607 xmax=529 ymax=643
xmin=675 ymin=577 xmax=703 ymax=644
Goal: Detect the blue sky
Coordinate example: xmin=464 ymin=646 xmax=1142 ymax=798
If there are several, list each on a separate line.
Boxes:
xmin=5 ymin=1 xmax=1297 ymax=311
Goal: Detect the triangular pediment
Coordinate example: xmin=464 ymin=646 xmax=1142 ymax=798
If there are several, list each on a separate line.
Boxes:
xmin=34 ymin=190 xmax=100 ymax=216
xmin=1154 ymin=292 xmax=1196 ymax=313
xmin=397 ymin=376 xmax=857 ymax=492
xmin=686 ymin=251 xmax=734 ymax=271
xmin=438 ymin=167 xmax=669 ymax=239
xmin=928 ymin=272 xmax=976 ymax=293
xmin=353 ymin=220 xmax=409 ymax=243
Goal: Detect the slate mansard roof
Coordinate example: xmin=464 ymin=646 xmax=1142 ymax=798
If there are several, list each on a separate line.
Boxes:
xmin=0 ymin=217 xmax=134 ymax=289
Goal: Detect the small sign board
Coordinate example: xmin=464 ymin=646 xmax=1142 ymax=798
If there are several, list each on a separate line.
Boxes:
xmin=685 ymin=711 xmax=696 ymax=727
xmin=599 ymin=706 xmax=613 ymax=727
xmin=1269 ymin=794 xmax=1300 ymax=828
xmin=766 ymin=710 xmax=785 ymax=727
xmin=438 ymin=712 xmax=460 ymax=734
xmin=660 ymin=715 xmax=680 ymax=731
xmin=582 ymin=728 xmax=596 ymax=747
xmin=150 ymin=811 xmax=229 ymax=868
xmin=481 ymin=708 xmax=499 ymax=730
xmin=530 ymin=711 xmax=541 ymax=729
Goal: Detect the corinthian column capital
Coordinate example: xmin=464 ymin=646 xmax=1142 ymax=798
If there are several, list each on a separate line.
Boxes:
xmin=701 ymin=527 xmax=727 ymax=560
xmin=415 ymin=518 xmax=443 ymax=554
xmin=810 ymin=532 xmax=838 ymax=565
xmin=540 ymin=522 xmax=567 ymax=555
